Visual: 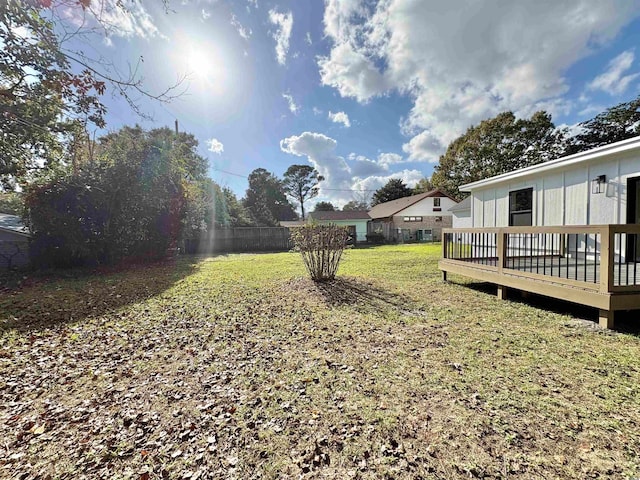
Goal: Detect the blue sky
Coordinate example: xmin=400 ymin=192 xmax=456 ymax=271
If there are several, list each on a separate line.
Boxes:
xmin=65 ymin=0 xmax=640 ymax=208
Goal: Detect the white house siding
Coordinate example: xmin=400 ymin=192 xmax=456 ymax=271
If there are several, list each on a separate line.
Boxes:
xmin=469 ymin=148 xmax=640 ymax=228
xmin=452 ymin=210 xmax=471 ymax=228
xmin=400 ymin=196 xmax=456 ymax=217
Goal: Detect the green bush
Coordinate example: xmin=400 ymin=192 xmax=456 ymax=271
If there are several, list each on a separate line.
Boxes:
xmin=291 ymin=224 xmax=349 ymax=282
xmin=24 ymin=126 xmax=205 ymax=268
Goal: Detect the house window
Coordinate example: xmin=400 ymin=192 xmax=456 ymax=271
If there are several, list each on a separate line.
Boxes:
xmin=403 ymin=216 xmax=423 ymax=222
xmin=509 ymin=188 xmax=533 ymax=226
xmin=433 ymin=198 xmax=440 ymax=207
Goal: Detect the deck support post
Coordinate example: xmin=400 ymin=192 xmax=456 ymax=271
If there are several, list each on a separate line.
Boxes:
xmin=442 ymin=271 xmax=448 ymax=282
xmin=497 ymin=285 xmax=507 ymax=300
xmin=598 ymin=309 xmax=614 ymax=329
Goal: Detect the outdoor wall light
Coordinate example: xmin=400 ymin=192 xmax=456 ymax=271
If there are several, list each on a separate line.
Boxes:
xmin=591 ymin=175 xmax=606 ymax=194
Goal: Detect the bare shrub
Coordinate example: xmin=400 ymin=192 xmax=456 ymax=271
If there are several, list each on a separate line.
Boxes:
xmin=291 ymin=224 xmax=350 ymax=282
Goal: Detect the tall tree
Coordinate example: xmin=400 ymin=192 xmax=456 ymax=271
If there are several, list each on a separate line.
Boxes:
xmin=313 ymin=201 xmax=335 ymax=212
xmin=243 ymin=168 xmax=297 ymax=226
xmin=0 ymin=1 xmax=182 ymax=188
xmin=372 ymin=179 xmax=413 ymax=206
xmin=342 ymin=200 xmax=369 ymax=211
xmin=565 ymin=96 xmax=640 ymax=155
xmin=282 ymin=165 xmax=324 ymax=220
xmin=431 ymin=111 xmax=566 ymax=198
xmin=25 ymin=125 xmax=208 ymax=266
xmin=413 ymin=177 xmax=434 ymax=194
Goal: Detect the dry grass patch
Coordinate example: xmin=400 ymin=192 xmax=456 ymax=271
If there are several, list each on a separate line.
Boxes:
xmin=1 ymin=245 xmax=640 ymax=479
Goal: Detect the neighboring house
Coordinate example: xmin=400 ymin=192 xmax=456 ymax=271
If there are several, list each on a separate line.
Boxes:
xmin=0 ymin=213 xmax=30 ymax=269
xmin=439 ymin=135 xmax=640 ymax=329
xmin=307 ymin=210 xmax=370 ymax=242
xmin=449 ymin=196 xmax=471 ymax=228
xmin=368 ymin=189 xmax=456 ymax=242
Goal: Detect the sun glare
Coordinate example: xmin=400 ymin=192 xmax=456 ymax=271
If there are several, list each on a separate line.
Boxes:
xmin=187 ymin=48 xmax=215 ymax=79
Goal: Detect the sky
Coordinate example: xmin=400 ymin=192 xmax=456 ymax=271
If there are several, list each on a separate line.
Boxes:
xmin=62 ymin=0 xmax=640 ymax=209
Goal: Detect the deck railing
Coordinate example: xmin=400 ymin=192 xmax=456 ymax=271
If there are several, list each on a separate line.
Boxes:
xmin=442 ymin=225 xmax=640 ymax=293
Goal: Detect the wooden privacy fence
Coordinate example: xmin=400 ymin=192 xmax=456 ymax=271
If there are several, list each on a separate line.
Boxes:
xmin=185 ymin=227 xmax=294 ymax=254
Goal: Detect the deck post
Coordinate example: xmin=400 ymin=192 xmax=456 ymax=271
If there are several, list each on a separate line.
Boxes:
xmin=497 ymin=229 xmax=506 ymax=275
xmin=599 ymin=225 xmax=614 ymax=294
xmin=599 ymin=309 xmax=614 ymax=329
xmin=442 ymin=270 xmax=448 ymax=282
xmin=497 ymin=285 xmax=507 ymax=300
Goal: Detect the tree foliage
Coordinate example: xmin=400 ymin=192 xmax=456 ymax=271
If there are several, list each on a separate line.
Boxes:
xmin=314 ymin=201 xmax=335 ymax=212
xmin=243 ymin=168 xmax=297 ymax=226
xmin=25 ymin=126 xmax=207 ymax=267
xmin=0 ymin=191 xmax=23 ymax=215
xmin=342 ymin=200 xmax=369 ymax=211
xmin=372 ymin=179 xmax=413 ymax=206
xmin=0 ymin=1 xmax=183 ymax=188
xmin=412 ymin=177 xmax=434 ymax=194
xmin=282 ymin=165 xmax=324 ymax=220
xmin=565 ymin=96 xmax=640 ymax=155
xmin=431 ymin=111 xmax=566 ymax=198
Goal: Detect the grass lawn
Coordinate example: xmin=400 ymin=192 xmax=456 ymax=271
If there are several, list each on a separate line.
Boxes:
xmin=2 ymin=244 xmax=640 ymax=479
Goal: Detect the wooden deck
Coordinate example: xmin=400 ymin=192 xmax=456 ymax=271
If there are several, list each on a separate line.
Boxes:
xmin=439 ymin=225 xmax=640 ymax=328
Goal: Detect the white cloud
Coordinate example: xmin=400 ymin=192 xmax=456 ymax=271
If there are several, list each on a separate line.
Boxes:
xmin=306 ymin=32 xmax=313 ymax=45
xmin=328 ymin=110 xmax=351 ymax=127
xmin=280 ymin=131 xmax=424 ymax=205
xmin=201 ymin=9 xmax=211 ymax=20
xmin=588 ymin=49 xmax=639 ymax=95
xmin=312 ymin=107 xmax=323 ymax=115
xmin=268 ymin=9 xmax=293 ymax=65
xmin=318 ymin=0 xmax=640 ymax=162
xmin=282 ymin=92 xmax=300 ymax=114
xmin=83 ymin=0 xmax=162 ymax=39
xmin=206 ymin=138 xmax=224 ymax=154
xmin=231 ymin=14 xmax=252 ymax=40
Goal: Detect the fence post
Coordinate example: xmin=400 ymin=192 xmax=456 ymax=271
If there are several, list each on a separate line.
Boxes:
xmin=442 ymin=230 xmax=448 ymax=282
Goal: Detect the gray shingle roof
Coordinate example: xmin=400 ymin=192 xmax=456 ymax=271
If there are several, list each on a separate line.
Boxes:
xmin=309 ymin=210 xmax=370 ymax=221
xmin=0 ymin=213 xmax=30 ymax=237
xmin=448 ymin=196 xmax=471 ymax=212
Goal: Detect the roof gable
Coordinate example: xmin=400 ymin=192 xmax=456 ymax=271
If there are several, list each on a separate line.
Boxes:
xmin=368 ymin=189 xmax=454 ymax=219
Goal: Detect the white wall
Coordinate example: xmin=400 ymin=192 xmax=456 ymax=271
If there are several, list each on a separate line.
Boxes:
xmin=315 ymin=219 xmax=368 ymax=241
xmin=401 ymin=196 xmax=456 ymax=216
xmin=452 ymin=210 xmax=471 ymax=228
xmin=470 ymin=149 xmax=640 ymax=227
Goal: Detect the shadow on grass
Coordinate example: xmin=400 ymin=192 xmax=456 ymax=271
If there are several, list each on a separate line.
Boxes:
xmin=450 ymin=280 xmax=640 ymax=335
xmin=0 ymin=258 xmax=200 ymax=333
xmin=284 ymin=276 xmax=413 ymax=313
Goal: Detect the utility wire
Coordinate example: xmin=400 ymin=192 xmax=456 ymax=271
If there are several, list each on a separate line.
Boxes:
xmin=210 ymin=166 xmax=378 ymax=192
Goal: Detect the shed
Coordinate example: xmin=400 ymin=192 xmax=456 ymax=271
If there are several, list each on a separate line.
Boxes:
xmin=308 ymin=210 xmax=370 ymax=242
xmin=0 ymin=213 xmax=30 ymax=268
